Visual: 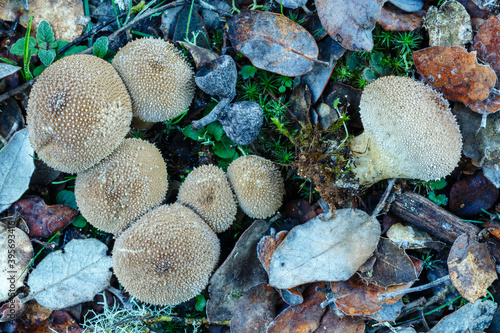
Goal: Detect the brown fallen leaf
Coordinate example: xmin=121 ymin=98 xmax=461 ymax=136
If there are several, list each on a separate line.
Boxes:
xmin=24 ymin=299 xmax=53 ymax=325
xmin=314 ymin=308 xmax=365 ymax=333
xmin=413 ymin=46 xmax=497 ymax=105
xmin=228 ymin=10 xmax=319 ymax=76
xmin=377 ymin=6 xmax=424 ymax=31
xmin=486 ymin=219 xmax=500 ymax=240
xmin=447 ymin=233 xmax=497 ymax=303
xmin=315 ymin=0 xmax=385 ymax=51
xmin=13 ymin=196 xmax=78 ymax=238
xmin=467 ymin=93 xmax=500 ymax=114
xmin=0 ymin=294 xmax=26 ymax=322
xmin=331 ymin=257 xmax=423 ymax=316
xmin=267 ymin=282 xmax=327 ymax=333
xmin=358 ymin=238 xmax=419 ymax=287
xmin=178 ymin=42 xmax=218 ymax=70
xmin=230 ymin=283 xmax=281 ymax=333
xmin=16 ymin=309 xmax=83 ymax=333
xmin=173 ymin=5 xmax=210 ymax=49
xmin=207 ymin=219 xmax=271 ymax=322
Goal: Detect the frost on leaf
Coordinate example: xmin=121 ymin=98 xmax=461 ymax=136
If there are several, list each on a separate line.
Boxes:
xmin=27 ymin=238 xmax=112 ymax=310
xmin=269 ymin=209 xmax=380 ymax=289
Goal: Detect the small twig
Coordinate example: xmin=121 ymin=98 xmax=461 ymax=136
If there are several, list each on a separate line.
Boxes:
xmin=371 ymin=178 xmax=396 ymax=217
xmin=378 ymin=275 xmax=451 ymax=301
xmin=191 ymin=94 xmax=234 ymax=131
xmin=111 ymin=313 xmax=230 ymax=328
xmin=0 ymin=79 xmax=34 ymax=103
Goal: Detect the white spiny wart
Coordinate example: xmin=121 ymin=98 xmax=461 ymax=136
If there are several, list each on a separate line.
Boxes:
xmin=227 ymin=155 xmax=285 ymax=219
xmin=177 ymin=164 xmax=237 ymax=233
xmin=112 ymin=203 xmax=220 ymax=305
xmin=112 ymin=38 xmax=195 ymax=122
xmin=75 ymin=138 xmax=168 ymax=235
xmin=349 ymin=75 xmax=463 ymax=185
xmin=27 ymin=54 xmax=132 ymax=173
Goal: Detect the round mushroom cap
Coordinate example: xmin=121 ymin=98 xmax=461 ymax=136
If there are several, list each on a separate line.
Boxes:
xmin=75 ymin=138 xmax=168 ymax=234
xmin=349 ymin=75 xmax=462 ymax=184
xmin=112 ymin=203 xmax=220 ymax=305
xmin=112 ymin=38 xmax=195 ymax=122
xmin=27 ymin=54 xmax=132 ymax=173
xmin=227 ymin=155 xmax=284 ymax=219
xmin=177 ymin=165 xmax=237 ymax=233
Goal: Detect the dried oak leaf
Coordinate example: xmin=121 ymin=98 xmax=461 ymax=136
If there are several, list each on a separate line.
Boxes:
xmin=229 ymin=283 xmax=281 ymax=333
xmin=447 ymin=233 xmax=498 ymax=303
xmin=13 ymin=196 xmax=77 ymax=238
xmin=315 ymin=0 xmax=385 ymax=51
xmin=228 ymin=10 xmax=318 ymax=76
xmin=413 ymin=46 xmax=496 ymax=105
xmin=377 ymin=6 xmax=424 ymax=32
xmin=267 ymin=282 xmax=327 ymax=333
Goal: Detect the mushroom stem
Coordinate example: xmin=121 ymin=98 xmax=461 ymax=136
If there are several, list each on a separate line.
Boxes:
xmin=191 ymin=94 xmax=235 ymax=131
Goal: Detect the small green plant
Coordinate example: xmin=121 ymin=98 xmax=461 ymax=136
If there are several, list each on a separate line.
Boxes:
xmin=427 ymin=178 xmax=448 ymax=206
xmin=392 ymin=31 xmax=423 ymax=55
xmin=420 ymin=251 xmax=440 ymax=270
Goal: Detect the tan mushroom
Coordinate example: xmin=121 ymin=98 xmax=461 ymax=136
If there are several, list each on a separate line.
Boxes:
xmin=227 ymin=155 xmax=284 ymax=219
xmin=27 ymin=54 xmax=132 ymax=173
xmin=349 ymin=75 xmax=462 ymax=185
xmin=112 ymin=203 xmax=220 ymax=305
xmin=75 ymin=138 xmax=168 ymax=235
xmin=177 ymin=164 xmax=237 ymax=233
xmin=112 ymin=38 xmax=195 ymax=123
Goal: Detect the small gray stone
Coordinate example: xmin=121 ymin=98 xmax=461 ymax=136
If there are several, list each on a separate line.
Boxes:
xmin=388 ymin=0 xmax=423 ymax=12
xmin=424 ymin=0 xmax=472 ymax=47
xmin=219 ymin=101 xmax=263 ymax=145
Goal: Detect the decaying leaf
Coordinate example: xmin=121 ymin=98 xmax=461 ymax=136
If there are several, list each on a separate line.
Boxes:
xmin=13 ymin=196 xmax=78 ymax=238
xmin=429 ymin=299 xmax=497 ymax=333
xmin=230 ymin=283 xmax=281 ymax=333
xmin=0 ymin=294 xmax=26 ymax=322
xmin=26 ymin=238 xmax=112 ymax=310
xmin=447 ymin=233 xmax=497 ymax=303
xmin=16 ymin=309 xmax=83 ymax=333
xmin=178 ymin=42 xmax=218 ymax=70
xmin=413 ymin=46 xmax=496 ymax=105
xmin=269 ymin=209 xmax=380 ymax=289
xmin=358 ymin=238 xmax=419 ymax=287
xmin=315 ymin=0 xmax=385 ymax=51
xmin=0 ymin=63 xmax=21 ymax=80
xmin=267 ymin=283 xmax=327 ymax=333
xmin=377 ymin=6 xmax=424 ymax=32
xmin=467 ymin=93 xmax=500 ymax=114
xmin=24 ymin=299 xmax=53 ymax=324
xmin=174 ymin=5 xmax=210 ymax=49
xmin=207 ymin=219 xmax=271 ymax=322
xmin=228 ymin=10 xmax=319 ymax=76
xmin=387 ymin=223 xmax=445 ymax=250
xmin=314 ymin=308 xmax=365 ymax=333
xmin=0 ymin=129 xmax=35 ymax=213
xmin=0 ymin=222 xmax=33 ymax=302
xmin=367 ymin=298 xmax=404 ymax=322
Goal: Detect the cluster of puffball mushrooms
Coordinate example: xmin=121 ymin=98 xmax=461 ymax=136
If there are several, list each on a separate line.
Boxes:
xmin=25 ymin=36 xmax=463 ymax=305
xmin=26 ymin=38 xmax=284 ymax=305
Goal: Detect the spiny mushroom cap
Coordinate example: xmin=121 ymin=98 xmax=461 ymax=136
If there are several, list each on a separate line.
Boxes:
xmin=112 ymin=203 xmax=220 ymax=305
xmin=227 ymin=155 xmax=284 ymax=219
xmin=112 ymin=38 xmax=195 ymax=122
xmin=75 ymin=138 xmax=168 ymax=235
xmin=349 ymin=75 xmax=462 ymax=185
xmin=27 ymin=54 xmax=132 ymax=173
xmin=177 ymin=165 xmax=237 ymax=233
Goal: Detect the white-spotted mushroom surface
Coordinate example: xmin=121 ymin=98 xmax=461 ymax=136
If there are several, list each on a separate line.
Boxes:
xmin=112 ymin=203 xmax=220 ymax=305
xmin=75 ymin=138 xmax=168 ymax=235
xmin=177 ymin=164 xmax=237 ymax=233
xmin=349 ymin=75 xmax=462 ymax=185
xmin=27 ymin=54 xmax=132 ymax=174
xmin=112 ymin=38 xmax=195 ymax=122
xmin=227 ymin=155 xmax=284 ymax=219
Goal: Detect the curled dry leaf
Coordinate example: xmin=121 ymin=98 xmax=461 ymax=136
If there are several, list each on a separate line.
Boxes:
xmin=13 ymin=196 xmax=78 ymax=238
xmin=413 ymin=46 xmax=496 ymax=105
xmin=387 ymin=223 xmax=445 ymax=250
xmin=207 ymin=219 xmax=271 ymax=322
xmin=0 ymin=222 xmax=33 ymax=302
xmin=228 ymin=10 xmax=319 ymax=76
xmin=447 ymin=233 xmax=497 ymax=303
xmin=377 ymin=6 xmax=424 ymax=32
xmin=16 ymin=309 xmax=83 ymax=333
xmin=314 ymin=308 xmax=365 ymax=333
xmin=269 ymin=209 xmax=380 ymax=289
xmin=229 ymin=283 xmax=281 ymax=333
xmin=178 ymin=42 xmax=218 ymax=70
xmin=267 ymin=282 xmax=327 ymax=333
xmin=315 ymin=0 xmax=385 ymax=51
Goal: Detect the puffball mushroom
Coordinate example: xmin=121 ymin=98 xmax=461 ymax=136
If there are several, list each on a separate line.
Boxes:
xmin=227 ymin=155 xmax=285 ymax=219
xmin=177 ymin=164 xmax=237 ymax=233
xmin=349 ymin=76 xmax=462 ymax=185
xmin=112 ymin=38 xmax=195 ymax=122
xmin=112 ymin=203 xmax=220 ymax=305
xmin=75 ymin=138 xmax=168 ymax=235
xmin=27 ymin=54 xmax=132 ymax=173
